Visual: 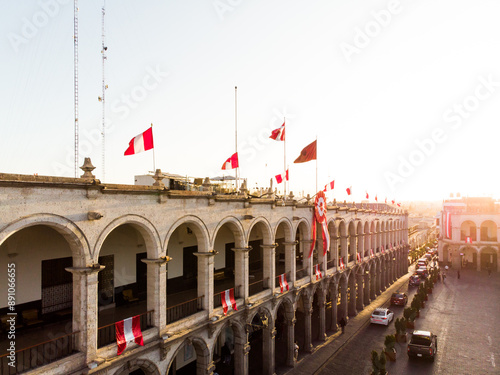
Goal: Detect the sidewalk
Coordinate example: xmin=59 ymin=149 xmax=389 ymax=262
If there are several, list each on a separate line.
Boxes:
xmin=283 ymin=268 xmax=414 ymax=375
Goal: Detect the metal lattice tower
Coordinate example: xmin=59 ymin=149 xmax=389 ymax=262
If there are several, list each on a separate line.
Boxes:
xmin=74 ymin=0 xmax=79 ymax=177
xmin=101 ymin=0 xmax=107 ymax=181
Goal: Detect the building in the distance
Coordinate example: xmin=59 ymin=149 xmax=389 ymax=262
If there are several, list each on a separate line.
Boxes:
xmin=438 ymin=196 xmax=500 ymax=272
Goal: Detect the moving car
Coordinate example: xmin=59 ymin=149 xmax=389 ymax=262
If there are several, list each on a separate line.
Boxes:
xmin=409 ymin=275 xmax=421 ymax=287
xmin=416 ymin=269 xmax=429 ymax=279
xmin=390 ymin=292 xmax=408 ymax=306
xmin=408 ymin=330 xmax=438 ymax=361
xmin=370 ymin=308 xmax=394 ymax=326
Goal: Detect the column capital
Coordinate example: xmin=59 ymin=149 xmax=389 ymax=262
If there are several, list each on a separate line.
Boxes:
xmin=65 ymin=265 xmax=104 ymax=275
xmin=260 ymin=243 xmax=278 ymax=249
xmin=231 ymin=247 xmax=252 ymax=253
xmin=141 ymin=256 xmax=171 ymax=265
xmin=193 ymin=251 xmax=217 ymax=257
xmin=282 ymin=241 xmax=298 ymax=246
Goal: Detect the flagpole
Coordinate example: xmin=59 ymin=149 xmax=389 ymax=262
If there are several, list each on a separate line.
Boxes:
xmin=151 ymin=123 xmax=156 ymax=172
xmin=315 ymin=135 xmax=318 ymax=193
xmin=283 ymin=117 xmax=286 ymax=200
xmin=235 ymin=86 xmax=239 ymax=192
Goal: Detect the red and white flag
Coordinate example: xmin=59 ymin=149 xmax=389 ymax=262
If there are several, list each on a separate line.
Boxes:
xmin=221 ymin=288 xmax=238 ymax=316
xmin=357 ymin=253 xmax=361 ymax=262
xmin=370 ymin=248 xmax=374 ymax=258
xmin=391 ymin=199 xmax=395 ymax=204
xmin=221 ymin=152 xmax=239 ymax=170
xmin=315 ymin=264 xmax=322 ymax=280
xmin=397 ymin=203 xmax=401 ymax=207
xmin=323 ymin=180 xmax=335 ymax=192
xmin=365 ymin=191 xmax=369 ymax=199
xmin=375 ymin=195 xmax=378 ymax=202
xmin=339 ymin=257 xmax=345 ymax=270
xmin=278 ymin=274 xmax=289 ymax=293
xmin=390 ymin=243 xmax=393 ymax=250
xmin=275 ymin=169 xmax=289 ymax=184
xmin=270 ymin=122 xmax=285 ymax=141
xmin=124 ymin=127 xmax=154 ymax=156
xmin=346 ymin=186 xmax=352 ymax=196
xmin=381 ymin=246 xmax=385 ymax=253
xmin=115 ymin=315 xmax=144 ymax=355
xmin=465 ymin=236 xmax=472 ymax=244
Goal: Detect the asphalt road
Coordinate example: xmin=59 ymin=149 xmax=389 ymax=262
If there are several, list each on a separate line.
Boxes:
xmin=316 ymin=267 xmax=500 ymax=375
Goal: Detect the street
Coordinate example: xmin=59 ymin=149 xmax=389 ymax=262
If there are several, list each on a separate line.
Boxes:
xmin=315 ymin=267 xmax=500 ymax=375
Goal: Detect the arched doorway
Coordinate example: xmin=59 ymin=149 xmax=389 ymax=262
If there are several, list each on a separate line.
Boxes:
xmin=247 ymin=221 xmax=273 ymax=297
xmin=294 ymin=291 xmax=309 ymax=357
xmin=248 ymin=309 xmax=273 ymax=375
xmin=275 ymin=298 xmax=294 ymax=370
xmin=167 ymin=338 xmax=209 ymax=375
xmin=480 ymin=247 xmax=498 ymax=272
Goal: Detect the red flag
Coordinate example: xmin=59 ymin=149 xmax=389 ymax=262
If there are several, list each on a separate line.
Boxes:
xmin=365 ymin=191 xmax=369 ymax=199
xmin=391 ymin=199 xmax=395 ymax=204
xmin=270 ymin=122 xmax=285 ymax=141
xmin=124 ymin=127 xmax=154 ymax=156
xmin=221 ymin=152 xmax=239 ymax=170
xmin=465 ymin=236 xmax=472 ymax=244
xmin=346 ymin=186 xmax=352 ymax=196
xmin=275 ymin=169 xmax=289 ymax=184
xmin=370 ymin=248 xmax=374 ymax=258
xmin=115 ymin=316 xmax=144 ymax=355
xmin=397 ymin=203 xmax=401 ymax=207
xmin=339 ymin=257 xmax=345 ymax=270
xmin=278 ymin=274 xmax=289 ymax=293
xmin=375 ymin=195 xmax=378 ymax=202
xmin=221 ymin=288 xmax=238 ymax=316
xmin=357 ymin=252 xmax=361 ymax=262
xmin=323 ymin=180 xmax=335 ymax=192
xmin=385 ymin=198 xmax=387 ymax=203
xmin=294 ymin=140 xmax=316 ymax=163
xmin=314 ymin=264 xmax=322 ymax=280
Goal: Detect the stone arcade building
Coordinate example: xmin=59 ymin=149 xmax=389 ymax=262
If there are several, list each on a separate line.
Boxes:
xmin=0 ymin=171 xmax=408 ymax=375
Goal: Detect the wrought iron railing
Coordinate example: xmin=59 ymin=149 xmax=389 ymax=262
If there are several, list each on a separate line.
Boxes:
xmin=166 ymin=296 xmax=204 ymax=325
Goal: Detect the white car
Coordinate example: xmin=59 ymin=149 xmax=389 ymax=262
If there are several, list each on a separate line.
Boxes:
xmin=370 ymin=308 xmax=394 ymax=326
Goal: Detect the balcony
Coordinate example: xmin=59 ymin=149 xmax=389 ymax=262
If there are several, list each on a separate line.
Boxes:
xmin=97 ymin=310 xmax=153 ymax=348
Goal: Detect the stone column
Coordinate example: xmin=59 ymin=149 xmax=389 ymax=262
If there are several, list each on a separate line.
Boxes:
xmin=476 ymin=227 xmax=481 ymax=243
xmin=356 ymin=274 xmax=364 ymax=312
xmin=286 ymin=317 xmax=296 ymax=367
xmin=304 ymin=301 xmax=313 ymax=352
xmin=194 ymin=251 xmax=216 ymax=312
xmin=358 ymin=233 xmax=364 ymax=260
xmin=370 ymin=272 xmax=376 ymax=300
xmin=261 ymin=243 xmax=277 ymax=290
xmin=363 ymin=273 xmax=370 ymax=305
xmin=65 ymin=266 xmax=103 ymax=364
xmin=141 ymin=257 xmax=169 ymax=328
xmin=232 ymin=247 xmax=251 ymax=302
xmin=262 ymin=325 xmax=276 ymax=375
xmin=331 ymin=286 xmax=338 ymax=332
xmin=283 ymin=241 xmax=297 ymax=287
xmin=299 ymin=240 xmax=313 ymax=280
xmin=234 ymin=326 xmax=249 ymax=375
xmin=318 ymin=293 xmax=326 ymax=341
xmin=340 ymin=282 xmax=348 ymax=320
xmin=348 ymin=278 xmax=357 ymax=317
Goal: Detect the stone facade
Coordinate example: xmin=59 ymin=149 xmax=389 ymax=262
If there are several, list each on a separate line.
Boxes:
xmin=0 ymin=173 xmax=409 ymax=375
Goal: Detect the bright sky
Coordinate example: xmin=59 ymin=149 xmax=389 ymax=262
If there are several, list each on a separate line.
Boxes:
xmin=2 ymin=0 xmax=500 ymax=202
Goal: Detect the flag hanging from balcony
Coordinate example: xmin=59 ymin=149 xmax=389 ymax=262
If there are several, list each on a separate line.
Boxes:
xmin=309 ymin=191 xmax=330 ymax=258
xmin=221 ymin=288 xmax=237 ymax=316
xmin=115 ymin=315 xmax=144 ymax=355
xmin=315 ymin=264 xmax=322 ymax=280
xmin=278 ymin=274 xmax=289 ymax=293
xmin=339 ymin=257 xmax=345 ymax=270
xmin=370 ymin=248 xmax=374 ymax=258
xmin=445 ymin=212 xmax=451 ymax=239
xmin=221 ymin=152 xmax=239 ymax=170
xmin=323 ymin=180 xmax=335 ymax=192
xmin=465 ymin=236 xmax=472 ymax=244
xmin=357 ymin=252 xmax=361 ymax=262
xmin=294 ymin=140 xmax=316 ymax=163
xmin=124 ymin=127 xmax=154 ymax=156
xmin=270 ymin=122 xmax=285 ymax=141
xmin=381 ymin=246 xmax=385 ymax=253
xmin=275 ymin=169 xmax=289 ymax=184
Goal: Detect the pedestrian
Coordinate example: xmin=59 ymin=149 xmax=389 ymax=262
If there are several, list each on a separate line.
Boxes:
xmin=294 ymin=341 xmax=299 ymax=361
xmin=339 ymin=316 xmax=347 ymax=334
xmin=457 ymin=270 xmax=460 ymax=279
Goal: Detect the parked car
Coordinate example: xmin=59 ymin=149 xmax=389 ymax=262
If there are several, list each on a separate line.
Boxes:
xmin=370 ymin=308 xmax=394 ymax=326
xmin=409 ymin=275 xmax=421 ymax=287
xmin=408 ymin=330 xmax=438 ymax=361
xmin=416 ymin=269 xmax=429 ymax=279
xmin=390 ymin=292 xmax=408 ymax=306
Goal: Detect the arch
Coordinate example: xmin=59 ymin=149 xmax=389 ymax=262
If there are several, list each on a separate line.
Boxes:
xmin=0 ymin=213 xmax=90 ymax=267
xmin=338 ymin=220 xmax=347 ymax=238
xmin=247 ymin=217 xmax=273 ymax=245
xmin=164 ymin=215 xmax=210 ymax=253
xmin=94 ymin=214 xmax=162 ymax=260
xmin=480 ymin=220 xmax=497 ymax=242
xmin=274 ymin=217 xmax=294 ymax=242
xmin=166 ymin=337 xmax=211 ymax=375
xmin=112 ymin=358 xmax=160 ymax=375
xmin=211 ymin=318 xmax=247 ymax=375
xmin=295 ymin=218 xmax=312 ymax=241
xmin=460 ymin=220 xmax=477 ymax=242
xmin=212 ymin=216 xmax=245 ymax=249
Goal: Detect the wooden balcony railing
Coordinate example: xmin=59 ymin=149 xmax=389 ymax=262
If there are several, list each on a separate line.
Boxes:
xmin=0 ymin=331 xmax=79 ymax=375
xmin=166 ymin=296 xmax=204 ymax=325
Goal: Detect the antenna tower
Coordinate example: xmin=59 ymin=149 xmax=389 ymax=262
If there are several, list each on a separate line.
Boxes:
xmin=73 ymin=0 xmax=79 ymax=177
xmin=100 ymin=0 xmax=107 ymax=181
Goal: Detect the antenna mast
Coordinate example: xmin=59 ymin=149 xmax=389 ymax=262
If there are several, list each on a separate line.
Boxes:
xmin=73 ymin=0 xmax=79 ymax=177
xmin=100 ymin=0 xmax=107 ymax=181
